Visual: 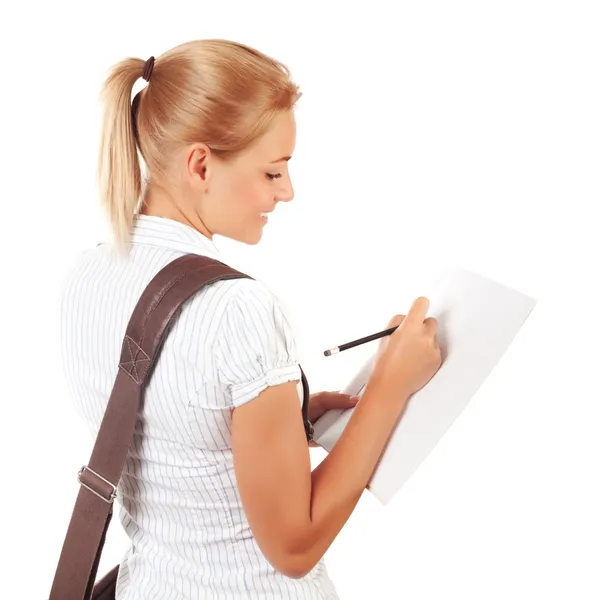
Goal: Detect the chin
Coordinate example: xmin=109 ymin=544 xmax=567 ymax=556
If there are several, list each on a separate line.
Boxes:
xmin=229 ymin=227 xmax=263 ymax=246
xmin=246 ymin=230 xmax=263 ymax=245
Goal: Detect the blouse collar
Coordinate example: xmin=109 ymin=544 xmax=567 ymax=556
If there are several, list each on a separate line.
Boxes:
xmin=128 ymin=214 xmax=222 ymax=260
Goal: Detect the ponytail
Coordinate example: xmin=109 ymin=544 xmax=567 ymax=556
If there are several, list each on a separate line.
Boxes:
xmin=96 ymin=57 xmax=145 ymax=258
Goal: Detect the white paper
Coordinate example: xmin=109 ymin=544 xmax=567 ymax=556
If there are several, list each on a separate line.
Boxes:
xmin=312 ymin=266 xmax=537 ymax=505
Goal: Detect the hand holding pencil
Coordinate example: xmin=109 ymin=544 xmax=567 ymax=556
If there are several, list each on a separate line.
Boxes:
xmin=324 ymin=297 xmax=443 ymax=400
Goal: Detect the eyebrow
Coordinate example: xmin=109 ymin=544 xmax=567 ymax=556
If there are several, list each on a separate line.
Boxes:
xmin=269 ymin=156 xmax=292 ymax=163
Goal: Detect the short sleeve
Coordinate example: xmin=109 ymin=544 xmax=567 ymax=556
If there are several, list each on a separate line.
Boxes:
xmin=214 ymin=279 xmax=301 ymax=408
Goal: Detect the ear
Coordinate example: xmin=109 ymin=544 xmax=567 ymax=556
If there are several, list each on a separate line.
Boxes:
xmin=186 ymin=143 xmax=211 ymax=187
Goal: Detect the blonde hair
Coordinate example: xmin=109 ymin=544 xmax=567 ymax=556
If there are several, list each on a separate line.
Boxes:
xmin=97 ymin=39 xmax=302 ymax=257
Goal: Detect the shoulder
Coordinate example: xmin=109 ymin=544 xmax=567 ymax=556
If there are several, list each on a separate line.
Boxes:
xmin=213 ymin=277 xmax=297 ymax=351
xmin=175 ymin=275 xmax=295 ymax=350
xmin=217 ymin=277 xmax=283 ymax=310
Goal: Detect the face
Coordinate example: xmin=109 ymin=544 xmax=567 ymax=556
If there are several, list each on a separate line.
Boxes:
xmin=182 ymin=109 xmax=297 ymax=245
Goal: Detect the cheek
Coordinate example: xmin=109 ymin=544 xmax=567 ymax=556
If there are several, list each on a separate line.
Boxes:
xmin=230 ymin=176 xmax=266 ymax=212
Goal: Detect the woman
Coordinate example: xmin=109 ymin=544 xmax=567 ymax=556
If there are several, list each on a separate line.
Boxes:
xmin=60 ymin=38 xmax=441 ymax=599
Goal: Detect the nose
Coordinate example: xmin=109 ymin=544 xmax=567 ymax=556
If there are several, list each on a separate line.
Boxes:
xmin=276 ymin=176 xmax=294 ymax=203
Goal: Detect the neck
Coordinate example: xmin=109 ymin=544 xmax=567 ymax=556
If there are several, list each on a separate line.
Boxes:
xmin=139 ymin=189 xmax=214 ymax=240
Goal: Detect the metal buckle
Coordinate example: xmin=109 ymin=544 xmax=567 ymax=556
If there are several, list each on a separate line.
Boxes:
xmin=306 ymin=420 xmax=315 ymax=443
xmin=77 ymin=465 xmax=117 ymax=504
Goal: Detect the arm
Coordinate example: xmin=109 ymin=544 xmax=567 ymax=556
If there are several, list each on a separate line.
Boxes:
xmin=216 ymin=279 xmax=409 ymax=578
xmin=232 ymin=374 xmax=410 ymax=578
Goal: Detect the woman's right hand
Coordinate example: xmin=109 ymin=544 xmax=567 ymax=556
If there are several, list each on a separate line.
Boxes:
xmin=368 ymin=296 xmax=442 ymax=400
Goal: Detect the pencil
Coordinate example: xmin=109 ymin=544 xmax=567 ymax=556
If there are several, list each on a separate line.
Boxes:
xmin=324 ymin=325 xmax=399 ymax=356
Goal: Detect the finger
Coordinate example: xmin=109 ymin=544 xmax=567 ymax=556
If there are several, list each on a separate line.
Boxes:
xmin=423 ymin=316 xmax=438 ymax=336
xmin=326 ymin=392 xmax=359 ymax=407
xmin=405 ymin=296 xmax=430 ymax=326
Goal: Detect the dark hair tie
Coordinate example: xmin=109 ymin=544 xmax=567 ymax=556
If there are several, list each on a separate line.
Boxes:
xmin=142 ymin=56 xmax=155 ymax=82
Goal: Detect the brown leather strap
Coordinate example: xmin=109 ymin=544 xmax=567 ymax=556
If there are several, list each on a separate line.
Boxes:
xmin=50 ymin=254 xmax=313 ymax=599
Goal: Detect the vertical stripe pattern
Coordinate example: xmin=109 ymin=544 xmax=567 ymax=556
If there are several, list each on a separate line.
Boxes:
xmin=59 ymin=215 xmax=339 ymax=599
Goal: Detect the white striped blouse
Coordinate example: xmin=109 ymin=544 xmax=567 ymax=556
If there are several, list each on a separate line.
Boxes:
xmin=59 ymin=214 xmax=340 ymax=599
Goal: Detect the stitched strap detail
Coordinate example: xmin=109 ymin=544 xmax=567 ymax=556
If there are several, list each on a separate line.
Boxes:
xmin=119 ymin=335 xmax=151 ymax=384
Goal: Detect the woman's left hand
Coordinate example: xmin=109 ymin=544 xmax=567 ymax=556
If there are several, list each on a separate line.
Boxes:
xmin=308 ymin=391 xmax=360 ymax=423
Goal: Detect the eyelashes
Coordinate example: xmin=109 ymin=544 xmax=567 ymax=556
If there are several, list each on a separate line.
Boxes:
xmin=266 ymin=172 xmax=282 ymax=180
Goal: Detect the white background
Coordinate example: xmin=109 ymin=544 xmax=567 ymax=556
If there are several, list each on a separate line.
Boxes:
xmin=1 ymin=1 xmax=599 ymax=598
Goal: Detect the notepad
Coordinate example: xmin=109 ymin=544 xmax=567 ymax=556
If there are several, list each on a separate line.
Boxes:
xmin=312 ymin=266 xmax=538 ymax=505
